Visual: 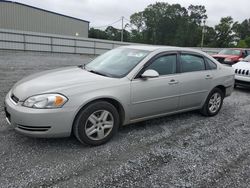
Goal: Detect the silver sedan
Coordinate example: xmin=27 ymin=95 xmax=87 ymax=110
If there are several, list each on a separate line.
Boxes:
xmin=4 ymin=46 xmax=235 ymax=145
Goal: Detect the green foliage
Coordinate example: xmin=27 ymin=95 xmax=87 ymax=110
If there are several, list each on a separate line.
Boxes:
xmin=89 ymin=2 xmax=250 ymax=48
xmin=237 ymin=40 xmax=247 ymax=48
xmin=188 ymin=5 xmax=207 ymax=25
xmin=214 ymin=17 xmax=235 ymax=47
xmin=234 ymin=19 xmax=250 ymax=40
xmin=89 ymin=26 xmax=130 ymax=42
xmin=89 ymin=28 xmax=108 ymax=40
xmin=245 ymin=37 xmax=250 ymax=47
xmin=203 ymin=26 xmax=217 ymax=47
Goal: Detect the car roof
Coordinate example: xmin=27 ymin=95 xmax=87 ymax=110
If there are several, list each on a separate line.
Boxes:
xmin=121 ymin=45 xmax=204 ymax=54
xmin=223 ymin=48 xmax=250 ymax=50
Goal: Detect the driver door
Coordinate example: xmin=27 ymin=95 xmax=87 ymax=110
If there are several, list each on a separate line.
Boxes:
xmin=130 ymin=53 xmax=180 ymax=120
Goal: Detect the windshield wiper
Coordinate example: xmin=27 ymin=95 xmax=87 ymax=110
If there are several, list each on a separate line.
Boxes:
xmin=88 ymin=70 xmax=109 ymax=77
xmin=77 ymin=64 xmax=86 ymax=69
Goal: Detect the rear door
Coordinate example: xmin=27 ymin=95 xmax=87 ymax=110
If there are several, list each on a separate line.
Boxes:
xmin=178 ymin=53 xmax=214 ymax=110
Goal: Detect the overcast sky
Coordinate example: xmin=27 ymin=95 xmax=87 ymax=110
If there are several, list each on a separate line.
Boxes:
xmin=14 ymin=0 xmax=249 ymax=28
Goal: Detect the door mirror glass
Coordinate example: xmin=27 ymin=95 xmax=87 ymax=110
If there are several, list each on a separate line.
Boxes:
xmin=141 ymin=69 xmax=159 ymax=78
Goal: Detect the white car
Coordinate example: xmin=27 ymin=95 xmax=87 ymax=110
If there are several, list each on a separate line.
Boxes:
xmin=233 ymin=55 xmax=250 ymax=88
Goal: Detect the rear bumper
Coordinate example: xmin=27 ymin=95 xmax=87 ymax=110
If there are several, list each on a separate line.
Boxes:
xmin=4 ymin=91 xmax=76 ymax=138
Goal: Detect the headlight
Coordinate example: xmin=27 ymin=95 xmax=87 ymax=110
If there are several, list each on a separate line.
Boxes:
xmin=23 ymin=94 xmax=68 ymax=109
xmin=225 ymin=58 xmax=232 ymax=62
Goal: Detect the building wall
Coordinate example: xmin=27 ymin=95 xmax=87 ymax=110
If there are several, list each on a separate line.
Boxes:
xmin=0 ymin=1 xmax=89 ymax=37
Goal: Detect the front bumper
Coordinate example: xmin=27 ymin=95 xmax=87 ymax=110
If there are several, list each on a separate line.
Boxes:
xmin=235 ymin=75 xmax=250 ymax=88
xmin=4 ymin=92 xmax=76 ymax=138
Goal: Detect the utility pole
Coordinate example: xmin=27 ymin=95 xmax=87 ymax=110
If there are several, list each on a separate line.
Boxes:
xmin=201 ymin=20 xmax=206 ymax=48
xmin=121 ymin=16 xmax=124 ymax=42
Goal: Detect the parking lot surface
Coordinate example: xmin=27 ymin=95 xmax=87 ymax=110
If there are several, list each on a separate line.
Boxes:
xmin=0 ymin=51 xmax=250 ymax=188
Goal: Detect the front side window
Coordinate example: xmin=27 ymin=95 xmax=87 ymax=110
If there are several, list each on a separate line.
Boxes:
xmin=181 ymin=54 xmax=205 ymax=73
xmin=146 ymin=54 xmax=177 ymax=76
xmin=86 ymin=48 xmax=150 ymax=78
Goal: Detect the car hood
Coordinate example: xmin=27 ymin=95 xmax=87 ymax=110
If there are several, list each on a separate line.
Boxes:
xmin=232 ymin=61 xmax=250 ymax=69
xmin=12 ymin=66 xmax=115 ymax=101
xmin=212 ymin=54 xmax=239 ymax=59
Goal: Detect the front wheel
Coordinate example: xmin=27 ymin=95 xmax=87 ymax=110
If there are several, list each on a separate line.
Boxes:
xmin=200 ymin=88 xmax=224 ymax=116
xmin=73 ymin=101 xmax=120 ymax=146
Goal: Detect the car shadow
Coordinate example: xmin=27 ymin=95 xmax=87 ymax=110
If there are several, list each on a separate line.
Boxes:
xmin=119 ymin=110 xmax=200 ymax=133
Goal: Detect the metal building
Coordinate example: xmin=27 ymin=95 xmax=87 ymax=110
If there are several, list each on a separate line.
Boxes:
xmin=0 ymin=0 xmax=89 ymax=37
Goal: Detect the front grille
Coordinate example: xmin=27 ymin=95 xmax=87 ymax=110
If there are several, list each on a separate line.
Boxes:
xmin=11 ymin=94 xmax=19 ymax=103
xmin=17 ymin=124 xmax=51 ymax=132
xmin=235 ymin=69 xmax=250 ymax=76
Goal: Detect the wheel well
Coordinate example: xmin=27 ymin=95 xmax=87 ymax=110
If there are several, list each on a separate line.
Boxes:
xmin=73 ymin=98 xmax=125 ymax=128
xmin=215 ymin=85 xmax=226 ymax=97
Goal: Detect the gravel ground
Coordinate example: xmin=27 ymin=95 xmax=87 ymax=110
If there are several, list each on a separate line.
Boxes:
xmin=0 ymin=51 xmax=250 ymax=188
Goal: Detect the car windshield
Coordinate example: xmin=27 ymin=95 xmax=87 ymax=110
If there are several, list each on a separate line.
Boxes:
xmin=218 ymin=49 xmax=241 ymax=55
xmin=85 ymin=48 xmax=150 ymax=78
xmin=243 ymin=55 xmax=250 ymax=62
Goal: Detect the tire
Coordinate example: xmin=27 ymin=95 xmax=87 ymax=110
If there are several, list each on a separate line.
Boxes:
xmin=73 ymin=101 xmax=120 ymax=146
xmin=200 ymin=88 xmax=224 ymax=117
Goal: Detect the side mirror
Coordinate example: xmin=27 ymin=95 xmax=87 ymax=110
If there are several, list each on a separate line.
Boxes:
xmin=141 ymin=69 xmax=159 ymax=78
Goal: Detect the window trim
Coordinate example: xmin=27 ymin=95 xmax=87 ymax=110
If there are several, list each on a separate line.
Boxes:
xmin=133 ymin=51 xmax=178 ymax=79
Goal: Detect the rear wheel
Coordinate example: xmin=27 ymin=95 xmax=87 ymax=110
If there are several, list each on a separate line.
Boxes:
xmin=200 ymin=88 xmax=224 ymax=116
xmin=73 ymin=101 xmax=119 ymax=146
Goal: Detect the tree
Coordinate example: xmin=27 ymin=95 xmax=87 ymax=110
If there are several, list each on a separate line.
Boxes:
xmin=89 ymin=2 xmax=245 ymax=48
xmin=130 ymin=12 xmax=145 ymax=33
xmin=237 ymin=40 xmax=247 ymax=48
xmin=128 ymin=2 xmax=208 ymax=47
xmin=188 ymin=5 xmax=207 ymax=25
xmin=214 ymin=17 xmax=236 ymax=47
xmin=245 ymin=36 xmax=250 ymax=47
xmin=105 ymin=26 xmax=120 ymax=41
xmin=234 ymin=19 xmax=250 ymax=40
xmin=130 ymin=12 xmax=146 ymax=43
xmin=89 ymin=28 xmax=108 ymax=40
xmin=203 ymin=26 xmax=217 ymax=47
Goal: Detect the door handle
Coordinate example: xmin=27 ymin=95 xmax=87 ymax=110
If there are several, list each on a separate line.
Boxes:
xmin=168 ymin=79 xmax=179 ymax=85
xmin=205 ymin=75 xmax=213 ymax=79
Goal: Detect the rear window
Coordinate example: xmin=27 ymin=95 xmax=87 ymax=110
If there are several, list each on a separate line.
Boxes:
xmin=206 ymin=58 xmax=217 ymax=70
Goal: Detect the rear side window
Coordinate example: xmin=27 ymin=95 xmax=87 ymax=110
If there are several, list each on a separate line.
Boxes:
xmin=146 ymin=54 xmax=177 ymax=76
xmin=180 ymin=54 xmax=205 ymax=73
xmin=206 ymin=58 xmax=217 ymax=70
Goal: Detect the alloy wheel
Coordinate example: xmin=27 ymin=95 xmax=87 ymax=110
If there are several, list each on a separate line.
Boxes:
xmin=208 ymin=92 xmax=222 ymax=113
xmin=85 ymin=110 xmax=114 ymax=141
